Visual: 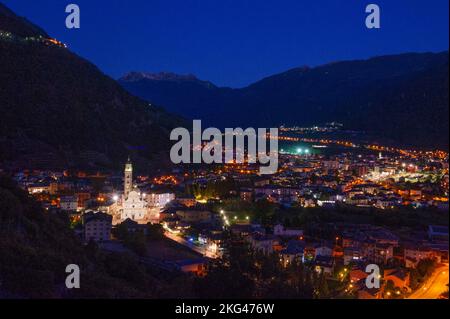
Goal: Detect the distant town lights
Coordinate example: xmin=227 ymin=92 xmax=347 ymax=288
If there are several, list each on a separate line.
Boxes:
xmin=296 ymin=148 xmax=310 ymax=155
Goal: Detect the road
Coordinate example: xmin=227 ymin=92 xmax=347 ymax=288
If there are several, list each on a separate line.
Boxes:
xmin=164 ymin=231 xmax=219 ymax=259
xmin=408 ymin=264 xmax=449 ymax=299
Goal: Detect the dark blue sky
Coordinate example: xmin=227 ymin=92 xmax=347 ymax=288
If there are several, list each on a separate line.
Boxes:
xmin=2 ymin=0 xmax=449 ymax=87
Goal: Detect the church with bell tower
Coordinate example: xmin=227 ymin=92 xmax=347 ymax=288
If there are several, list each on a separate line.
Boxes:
xmin=124 ymin=157 xmax=133 ymax=199
xmin=120 ymin=157 xmax=147 ymax=221
xmin=105 ymin=157 xmax=161 ymax=225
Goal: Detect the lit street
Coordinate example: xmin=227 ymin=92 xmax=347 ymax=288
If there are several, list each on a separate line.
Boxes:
xmin=164 ymin=231 xmax=219 ymax=259
xmin=408 ymin=264 xmax=449 ymax=299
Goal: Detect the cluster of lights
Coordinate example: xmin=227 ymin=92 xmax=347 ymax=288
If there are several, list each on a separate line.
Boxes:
xmin=278 ymin=135 xmax=448 ymax=161
xmin=338 ymin=268 xmax=348 ymax=280
xmin=220 ymin=209 xmax=249 ymax=227
xmin=153 ymin=175 xmax=178 ymax=185
xmin=296 ymin=148 xmax=311 ymax=155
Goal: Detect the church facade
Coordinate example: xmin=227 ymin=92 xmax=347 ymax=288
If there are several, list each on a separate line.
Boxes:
xmin=121 ymin=190 xmax=147 ymax=221
xmin=105 ymin=158 xmax=173 ymax=225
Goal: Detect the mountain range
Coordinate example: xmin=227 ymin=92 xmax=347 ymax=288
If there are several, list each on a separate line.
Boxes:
xmin=120 ymin=52 xmax=449 ymax=149
xmin=0 ymin=0 xmax=448 ymax=174
xmin=0 ymin=3 xmax=185 ymax=171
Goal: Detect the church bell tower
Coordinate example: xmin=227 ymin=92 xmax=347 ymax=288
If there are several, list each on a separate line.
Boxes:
xmin=124 ymin=157 xmax=133 ymax=199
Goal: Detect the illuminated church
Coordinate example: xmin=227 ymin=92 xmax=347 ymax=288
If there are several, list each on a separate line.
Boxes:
xmin=105 ymin=158 xmax=170 ymax=224
xmin=106 ymin=158 xmax=152 ymax=224
xmin=120 ymin=158 xmax=148 ymax=221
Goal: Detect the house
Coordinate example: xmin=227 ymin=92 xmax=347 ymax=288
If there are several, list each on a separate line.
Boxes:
xmin=366 ymin=228 xmax=399 ymax=246
xmin=358 ymin=183 xmax=379 ymax=195
xmin=314 ymin=255 xmax=335 ymax=275
xmin=303 ymin=243 xmax=319 ymax=260
xmin=362 ymin=242 xmax=394 ymax=265
xmin=176 ymin=208 xmax=212 ymax=223
xmin=230 ymin=224 xmax=254 ymax=237
xmin=404 ymin=246 xmax=436 ymax=268
xmin=350 ymin=269 xmax=368 ymax=284
xmin=60 ymin=195 xmax=78 ymax=211
xmin=27 ymin=183 xmax=51 ymax=194
xmin=247 ymin=233 xmax=279 ymax=255
xmin=175 ymin=258 xmax=207 ymax=276
xmin=273 ymin=224 xmax=303 ymax=238
xmin=384 ymin=269 xmax=410 ymax=290
xmin=146 ymin=192 xmax=175 ymax=208
xmin=76 ymin=192 xmax=91 ymax=210
xmin=302 ymin=198 xmax=316 ymax=208
xmin=176 ymin=195 xmax=197 ymax=207
xmin=280 ymin=240 xmax=305 ymax=267
xmin=254 ymin=185 xmax=301 ymax=199
xmin=428 ymin=242 xmax=449 ymax=263
xmin=317 ymin=200 xmax=336 ymax=208
xmin=333 ymin=245 xmax=344 ymax=258
xmin=83 ymin=211 xmax=112 ymax=242
xmin=199 ymin=229 xmax=224 ymax=247
xmin=346 ymin=195 xmax=370 ymax=206
xmin=315 ymin=245 xmax=333 ymax=257
xmin=240 ymin=188 xmax=253 ymax=202
xmin=375 ymin=197 xmax=401 ymax=209
xmin=254 ymin=177 xmax=270 ymax=187
xmin=342 ymin=234 xmax=356 ymax=248
xmin=344 ymin=247 xmax=362 ymax=265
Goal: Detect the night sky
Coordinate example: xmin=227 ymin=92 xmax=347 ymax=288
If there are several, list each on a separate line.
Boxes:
xmin=2 ymin=0 xmax=448 ymax=87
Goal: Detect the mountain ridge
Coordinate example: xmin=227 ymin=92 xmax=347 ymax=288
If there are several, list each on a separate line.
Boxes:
xmin=0 ymin=2 xmax=48 ymax=38
xmin=120 ymin=51 xmax=449 ymax=149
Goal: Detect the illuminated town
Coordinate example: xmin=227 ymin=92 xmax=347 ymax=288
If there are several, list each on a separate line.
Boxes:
xmin=0 ymin=1 xmax=448 ymax=303
xmin=3 ymin=130 xmax=447 ymax=299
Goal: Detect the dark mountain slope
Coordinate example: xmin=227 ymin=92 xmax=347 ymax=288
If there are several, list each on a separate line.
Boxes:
xmin=0 ymin=3 xmax=185 ymax=171
xmin=119 ymin=71 xmax=236 ymax=121
xmin=0 ymin=175 xmax=172 ymax=298
xmin=0 ymin=3 xmax=48 ymax=37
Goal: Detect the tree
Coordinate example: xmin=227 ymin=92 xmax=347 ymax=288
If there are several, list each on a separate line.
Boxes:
xmin=146 ymin=223 xmax=164 ymax=240
xmin=417 ymin=258 xmax=437 ymax=278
